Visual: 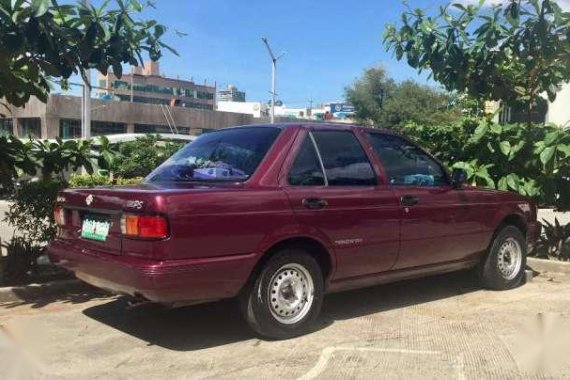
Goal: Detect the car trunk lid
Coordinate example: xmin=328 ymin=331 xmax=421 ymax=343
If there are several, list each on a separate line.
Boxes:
xmin=55 ymin=182 xmax=245 ymax=257
xmin=56 ymin=185 xmax=169 ymax=256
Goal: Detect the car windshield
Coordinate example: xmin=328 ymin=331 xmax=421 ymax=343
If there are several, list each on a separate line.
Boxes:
xmin=145 ymin=127 xmax=281 ymax=182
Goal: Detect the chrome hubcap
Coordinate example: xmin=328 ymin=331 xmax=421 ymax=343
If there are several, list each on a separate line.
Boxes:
xmin=497 ymin=237 xmax=523 ymax=280
xmin=268 ymin=263 xmax=314 ymax=324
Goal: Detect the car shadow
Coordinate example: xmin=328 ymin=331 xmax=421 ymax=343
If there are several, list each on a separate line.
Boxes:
xmin=82 ymin=270 xmax=482 ymax=351
xmin=1 ymin=284 xmax=111 ymax=309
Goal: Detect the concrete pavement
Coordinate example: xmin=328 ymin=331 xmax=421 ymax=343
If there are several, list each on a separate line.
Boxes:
xmin=1 ymin=268 xmax=569 ymax=379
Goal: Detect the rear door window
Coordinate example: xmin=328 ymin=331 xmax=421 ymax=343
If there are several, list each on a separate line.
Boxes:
xmin=311 ymin=131 xmax=377 ymax=186
xmin=366 ymin=133 xmax=448 ymax=186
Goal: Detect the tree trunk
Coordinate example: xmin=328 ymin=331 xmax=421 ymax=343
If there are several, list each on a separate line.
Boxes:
xmin=526 ymin=98 xmax=533 ymax=127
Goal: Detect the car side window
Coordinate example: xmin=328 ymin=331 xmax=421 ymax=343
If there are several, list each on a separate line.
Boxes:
xmin=288 ymin=135 xmax=326 ymax=186
xmin=366 ymin=133 xmax=448 ymax=187
xmin=311 ymin=131 xmax=377 ymax=186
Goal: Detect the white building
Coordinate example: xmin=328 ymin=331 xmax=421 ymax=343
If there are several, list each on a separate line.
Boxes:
xmin=490 ymin=82 xmax=570 ymax=126
xmin=274 ymin=106 xmax=311 ymax=119
xmin=217 ymin=101 xmax=268 ymax=118
xmin=545 ymin=82 xmax=570 ymax=127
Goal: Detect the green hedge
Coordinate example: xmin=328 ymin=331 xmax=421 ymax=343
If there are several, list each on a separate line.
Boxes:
xmin=402 ymin=118 xmax=570 ymax=209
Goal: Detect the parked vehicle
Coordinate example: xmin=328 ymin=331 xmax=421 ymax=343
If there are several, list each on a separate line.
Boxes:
xmin=47 ymin=124 xmax=540 ymax=339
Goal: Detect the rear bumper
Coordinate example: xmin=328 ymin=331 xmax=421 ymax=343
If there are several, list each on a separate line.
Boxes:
xmin=47 ymin=240 xmax=258 ymax=304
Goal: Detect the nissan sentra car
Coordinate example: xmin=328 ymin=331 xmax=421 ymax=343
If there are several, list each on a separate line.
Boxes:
xmin=48 ymin=123 xmax=540 ymax=339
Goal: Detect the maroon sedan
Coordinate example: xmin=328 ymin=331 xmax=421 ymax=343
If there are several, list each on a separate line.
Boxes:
xmin=48 ymin=124 xmax=540 ymax=339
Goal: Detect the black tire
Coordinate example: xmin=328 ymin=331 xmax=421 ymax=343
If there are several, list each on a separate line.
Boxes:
xmin=240 ymin=248 xmax=324 ymax=340
xmin=480 ymin=225 xmax=527 ymax=290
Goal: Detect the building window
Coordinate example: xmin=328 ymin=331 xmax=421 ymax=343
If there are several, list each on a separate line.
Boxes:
xmin=17 ymin=118 xmax=41 ymax=138
xmin=59 ymin=119 xmax=82 ymax=139
xmin=91 ymin=121 xmax=127 ymax=136
xmin=115 ymin=94 xmax=214 ymax=110
xmin=113 ymin=80 xmax=130 ymax=90
xmin=197 ymin=91 xmax=214 ymax=100
xmin=0 ymin=118 xmax=13 ymax=136
xmin=134 ymin=124 xmax=190 ymax=134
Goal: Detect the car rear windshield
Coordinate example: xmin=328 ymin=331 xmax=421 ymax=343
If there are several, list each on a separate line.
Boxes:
xmin=145 ymin=127 xmax=281 ymax=182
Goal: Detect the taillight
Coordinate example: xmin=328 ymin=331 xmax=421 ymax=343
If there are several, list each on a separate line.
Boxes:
xmin=54 ymin=206 xmax=66 ymax=226
xmin=121 ymin=214 xmax=168 ymax=239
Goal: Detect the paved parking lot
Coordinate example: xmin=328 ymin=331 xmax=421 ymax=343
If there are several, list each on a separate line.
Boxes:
xmin=1 ymin=265 xmax=569 ymax=379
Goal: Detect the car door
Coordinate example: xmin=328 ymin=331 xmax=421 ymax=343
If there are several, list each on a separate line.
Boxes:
xmin=282 ymin=128 xmax=400 ymax=279
xmin=365 ymin=132 xmax=486 ymax=269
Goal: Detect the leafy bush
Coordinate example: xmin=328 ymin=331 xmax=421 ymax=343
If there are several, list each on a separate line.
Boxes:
xmin=402 ymin=117 xmax=479 ymax=163
xmin=68 ymin=174 xmax=112 ymax=188
xmin=111 ymin=135 xmax=183 ymax=178
xmin=32 ymin=138 xmax=95 ymax=181
xmin=0 ymin=135 xmax=36 ymax=194
xmin=116 ymin=177 xmax=143 ymax=185
xmin=1 ymin=237 xmax=44 ymax=285
xmin=0 ymin=135 xmax=118 ymax=195
xmin=4 ymin=180 xmax=64 ymax=244
xmin=68 ymin=174 xmax=143 ymax=187
xmin=403 ymin=118 xmax=570 ymax=208
xmin=535 ymin=219 xmax=570 ymax=261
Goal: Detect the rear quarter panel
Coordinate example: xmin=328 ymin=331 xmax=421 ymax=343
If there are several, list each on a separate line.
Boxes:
xmin=460 ymin=187 xmax=536 ymax=250
xmin=163 ymin=187 xmax=299 ymax=260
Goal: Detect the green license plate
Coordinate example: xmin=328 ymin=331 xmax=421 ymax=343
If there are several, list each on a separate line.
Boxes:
xmin=81 ymin=215 xmax=110 ymax=241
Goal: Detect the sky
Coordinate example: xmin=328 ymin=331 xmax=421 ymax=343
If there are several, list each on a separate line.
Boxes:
xmin=78 ymin=0 xmax=570 ymax=107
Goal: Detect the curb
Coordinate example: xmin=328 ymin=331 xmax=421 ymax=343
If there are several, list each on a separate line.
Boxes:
xmin=0 ymin=279 xmax=99 ymax=303
xmin=527 ymin=257 xmax=570 ymax=275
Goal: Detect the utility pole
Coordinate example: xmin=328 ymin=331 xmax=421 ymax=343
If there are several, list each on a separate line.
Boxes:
xmin=262 ymin=37 xmax=285 ymax=124
xmin=81 ymin=0 xmax=91 ymax=139
xmin=82 ymin=75 xmax=91 ymax=139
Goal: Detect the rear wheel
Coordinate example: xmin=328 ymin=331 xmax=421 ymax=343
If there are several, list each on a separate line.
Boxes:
xmin=480 ymin=225 xmax=526 ymax=290
xmin=240 ymin=249 xmax=324 ymax=339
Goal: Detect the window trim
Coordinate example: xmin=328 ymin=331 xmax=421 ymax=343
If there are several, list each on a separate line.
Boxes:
xmin=308 ymin=131 xmax=329 ymax=186
xmin=285 ymin=131 xmax=327 ymax=187
xmin=365 ymin=131 xmax=451 ymax=187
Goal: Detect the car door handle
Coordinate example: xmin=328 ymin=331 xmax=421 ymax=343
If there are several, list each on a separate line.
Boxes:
xmin=302 ymin=198 xmax=328 ymax=209
xmin=400 ymin=195 xmax=419 ymax=206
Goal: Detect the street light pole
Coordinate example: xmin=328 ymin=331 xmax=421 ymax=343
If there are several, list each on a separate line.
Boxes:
xmin=262 ymin=37 xmax=285 ymax=124
xmin=271 ymin=60 xmax=276 ymax=123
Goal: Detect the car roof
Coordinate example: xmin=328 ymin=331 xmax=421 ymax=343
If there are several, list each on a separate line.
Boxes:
xmin=219 ymin=122 xmax=400 ymax=136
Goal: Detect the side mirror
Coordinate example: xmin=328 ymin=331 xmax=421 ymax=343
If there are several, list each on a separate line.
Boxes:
xmin=451 ymin=168 xmax=467 ymax=188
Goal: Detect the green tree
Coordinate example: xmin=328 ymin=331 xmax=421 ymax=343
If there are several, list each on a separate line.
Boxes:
xmin=344 ymin=66 xmax=396 ymax=125
xmin=345 ymin=67 xmax=460 ymax=128
xmin=378 ymin=80 xmax=460 ymax=128
xmin=0 ymin=0 xmax=176 ymax=109
xmin=383 ymin=0 xmax=570 ymax=125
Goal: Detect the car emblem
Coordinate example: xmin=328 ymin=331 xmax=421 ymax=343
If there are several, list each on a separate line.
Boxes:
xmin=125 ymin=200 xmax=144 ymax=209
xmin=85 ymin=194 xmax=94 ymax=206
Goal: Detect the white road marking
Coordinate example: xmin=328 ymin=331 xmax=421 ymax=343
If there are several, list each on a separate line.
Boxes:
xmin=298 ymin=346 xmax=440 ymax=380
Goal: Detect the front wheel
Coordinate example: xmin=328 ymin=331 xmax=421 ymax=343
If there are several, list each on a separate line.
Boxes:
xmin=480 ymin=225 xmax=527 ymax=290
xmin=240 ymin=249 xmax=324 ymax=339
